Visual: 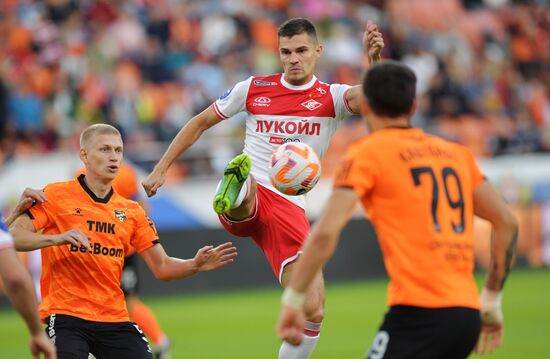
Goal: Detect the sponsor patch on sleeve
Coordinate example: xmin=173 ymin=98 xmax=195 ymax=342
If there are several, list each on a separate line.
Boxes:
xmin=219 ymin=87 xmax=234 ymax=100
xmin=253 ymin=80 xmax=277 ymax=86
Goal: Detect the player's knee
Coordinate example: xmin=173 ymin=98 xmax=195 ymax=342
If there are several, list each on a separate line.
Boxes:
xmin=304 ymin=298 xmax=324 ymax=323
xmin=307 ymin=310 xmax=324 ymax=324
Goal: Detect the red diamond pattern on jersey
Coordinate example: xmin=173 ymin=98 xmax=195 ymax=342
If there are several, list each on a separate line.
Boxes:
xmin=245 ymin=74 xmax=336 ymax=117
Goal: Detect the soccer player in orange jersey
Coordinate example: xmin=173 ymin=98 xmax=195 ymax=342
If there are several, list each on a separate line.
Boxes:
xmin=77 ymin=162 xmax=172 ymax=358
xmin=9 ymin=124 xmax=237 ymax=359
xmin=277 ymin=62 xmax=518 ymax=358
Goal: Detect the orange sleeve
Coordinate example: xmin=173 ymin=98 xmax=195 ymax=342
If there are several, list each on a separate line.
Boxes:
xmin=131 ymin=206 xmax=159 ymax=254
xmin=27 ymin=186 xmax=56 ymax=231
xmin=333 ymin=144 xmax=377 ymax=198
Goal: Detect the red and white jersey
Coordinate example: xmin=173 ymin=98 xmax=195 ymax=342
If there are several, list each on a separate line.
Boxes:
xmin=212 ymin=74 xmax=355 ymax=208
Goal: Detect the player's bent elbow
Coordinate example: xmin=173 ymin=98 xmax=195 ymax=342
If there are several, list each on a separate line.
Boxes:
xmin=13 ymin=239 xmax=40 ymax=252
xmin=507 ymin=212 xmax=519 ymax=231
xmin=152 ymin=268 xmax=171 ymax=282
xmin=12 ymin=238 xmax=32 ymax=252
xmin=152 ymin=266 xmax=188 ymax=282
xmin=10 ymin=228 xmax=35 ymax=252
xmin=499 ymin=210 xmax=518 ymax=234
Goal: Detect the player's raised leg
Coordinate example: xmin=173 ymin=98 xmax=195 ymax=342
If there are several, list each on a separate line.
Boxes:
xmin=279 ymin=263 xmax=325 ymax=359
xmin=213 ymin=153 xmax=256 ymax=219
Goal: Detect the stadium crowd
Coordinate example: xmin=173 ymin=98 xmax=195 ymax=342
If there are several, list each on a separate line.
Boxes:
xmin=0 ymin=0 xmax=549 ymax=179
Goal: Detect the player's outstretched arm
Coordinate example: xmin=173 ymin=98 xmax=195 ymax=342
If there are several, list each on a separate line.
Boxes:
xmin=142 ymin=106 xmax=224 ymax=197
xmin=141 ymin=242 xmax=237 ymax=281
xmin=344 ymin=21 xmax=384 ymax=114
xmin=4 ymin=188 xmax=46 ymax=227
xmin=277 ymin=188 xmax=358 ymax=345
xmin=0 ymin=248 xmax=57 ymax=359
xmin=10 ymin=214 xmax=91 ymax=252
xmin=472 ymin=181 xmax=518 ymax=354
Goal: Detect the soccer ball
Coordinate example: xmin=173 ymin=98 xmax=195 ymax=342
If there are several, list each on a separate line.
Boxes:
xmin=269 ymin=142 xmax=321 ymax=196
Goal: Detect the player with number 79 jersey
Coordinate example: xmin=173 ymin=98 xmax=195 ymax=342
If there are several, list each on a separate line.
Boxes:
xmin=336 ymin=127 xmax=485 ymax=308
xmin=278 ymin=61 xmax=518 ymax=359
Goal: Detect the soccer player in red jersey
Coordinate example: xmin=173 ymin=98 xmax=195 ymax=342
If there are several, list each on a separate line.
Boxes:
xmin=277 ymin=61 xmax=518 ymax=358
xmin=143 ymin=18 xmax=384 ymax=358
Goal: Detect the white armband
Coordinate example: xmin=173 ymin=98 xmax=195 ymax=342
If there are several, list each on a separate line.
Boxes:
xmin=480 ymin=287 xmax=503 ymax=324
xmin=282 ymin=287 xmax=305 ymax=310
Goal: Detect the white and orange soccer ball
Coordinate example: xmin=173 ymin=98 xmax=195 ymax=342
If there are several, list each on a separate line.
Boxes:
xmin=268 ymin=142 xmax=321 ymax=196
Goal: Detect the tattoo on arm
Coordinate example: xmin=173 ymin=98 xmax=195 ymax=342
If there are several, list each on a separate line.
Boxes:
xmin=499 ymin=230 xmax=518 ymax=289
xmin=486 ymin=229 xmax=518 ymax=291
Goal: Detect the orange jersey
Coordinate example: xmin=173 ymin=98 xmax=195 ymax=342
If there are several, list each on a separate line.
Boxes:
xmin=334 ymin=128 xmax=485 ymax=309
xmin=76 ymin=163 xmax=141 ymax=257
xmin=28 ymin=175 xmax=159 ymax=322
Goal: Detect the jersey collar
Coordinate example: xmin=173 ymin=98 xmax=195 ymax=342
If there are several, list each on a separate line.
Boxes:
xmin=280 ymin=74 xmax=317 ymax=91
xmin=77 ymin=174 xmax=114 ymax=204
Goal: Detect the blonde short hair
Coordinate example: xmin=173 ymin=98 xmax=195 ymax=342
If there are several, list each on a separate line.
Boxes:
xmin=80 ymin=124 xmax=121 ymax=149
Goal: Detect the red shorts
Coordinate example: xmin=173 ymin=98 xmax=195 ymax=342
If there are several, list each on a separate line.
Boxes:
xmin=218 ymin=184 xmax=309 ymax=282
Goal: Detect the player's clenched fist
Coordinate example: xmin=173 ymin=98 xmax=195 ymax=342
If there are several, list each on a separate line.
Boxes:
xmin=363 ymin=20 xmax=384 ymax=62
xmin=142 ymin=169 xmax=166 ymax=197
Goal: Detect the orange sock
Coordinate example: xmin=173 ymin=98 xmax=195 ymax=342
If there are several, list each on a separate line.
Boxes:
xmin=129 ymin=299 xmax=166 ymax=345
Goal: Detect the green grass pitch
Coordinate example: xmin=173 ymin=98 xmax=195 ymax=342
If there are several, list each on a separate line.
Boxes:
xmin=1 ymin=268 xmax=548 ymax=358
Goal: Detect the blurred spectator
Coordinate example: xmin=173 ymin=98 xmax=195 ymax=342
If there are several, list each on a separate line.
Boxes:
xmin=0 ymin=0 xmax=548 ymax=179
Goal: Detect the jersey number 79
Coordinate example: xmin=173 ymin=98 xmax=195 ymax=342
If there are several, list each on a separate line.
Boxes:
xmin=410 ymin=166 xmax=465 ymax=234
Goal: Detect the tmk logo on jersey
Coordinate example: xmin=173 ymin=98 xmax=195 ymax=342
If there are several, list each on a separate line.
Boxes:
xmin=114 ymin=209 xmax=126 ymax=222
xmin=87 ymin=220 xmax=116 ymax=234
xmin=254 ymin=79 xmax=277 ymax=86
xmin=301 ymin=99 xmax=323 ymax=111
xmin=253 ymin=97 xmax=271 ymax=107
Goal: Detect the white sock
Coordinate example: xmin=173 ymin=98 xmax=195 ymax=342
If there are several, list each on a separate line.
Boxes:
xmin=279 ymin=321 xmax=321 ymax=359
xmin=232 ymin=176 xmax=250 ymax=208
xmin=278 ymin=334 xmax=320 ymax=359
xmin=156 ymin=335 xmax=169 ymax=347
